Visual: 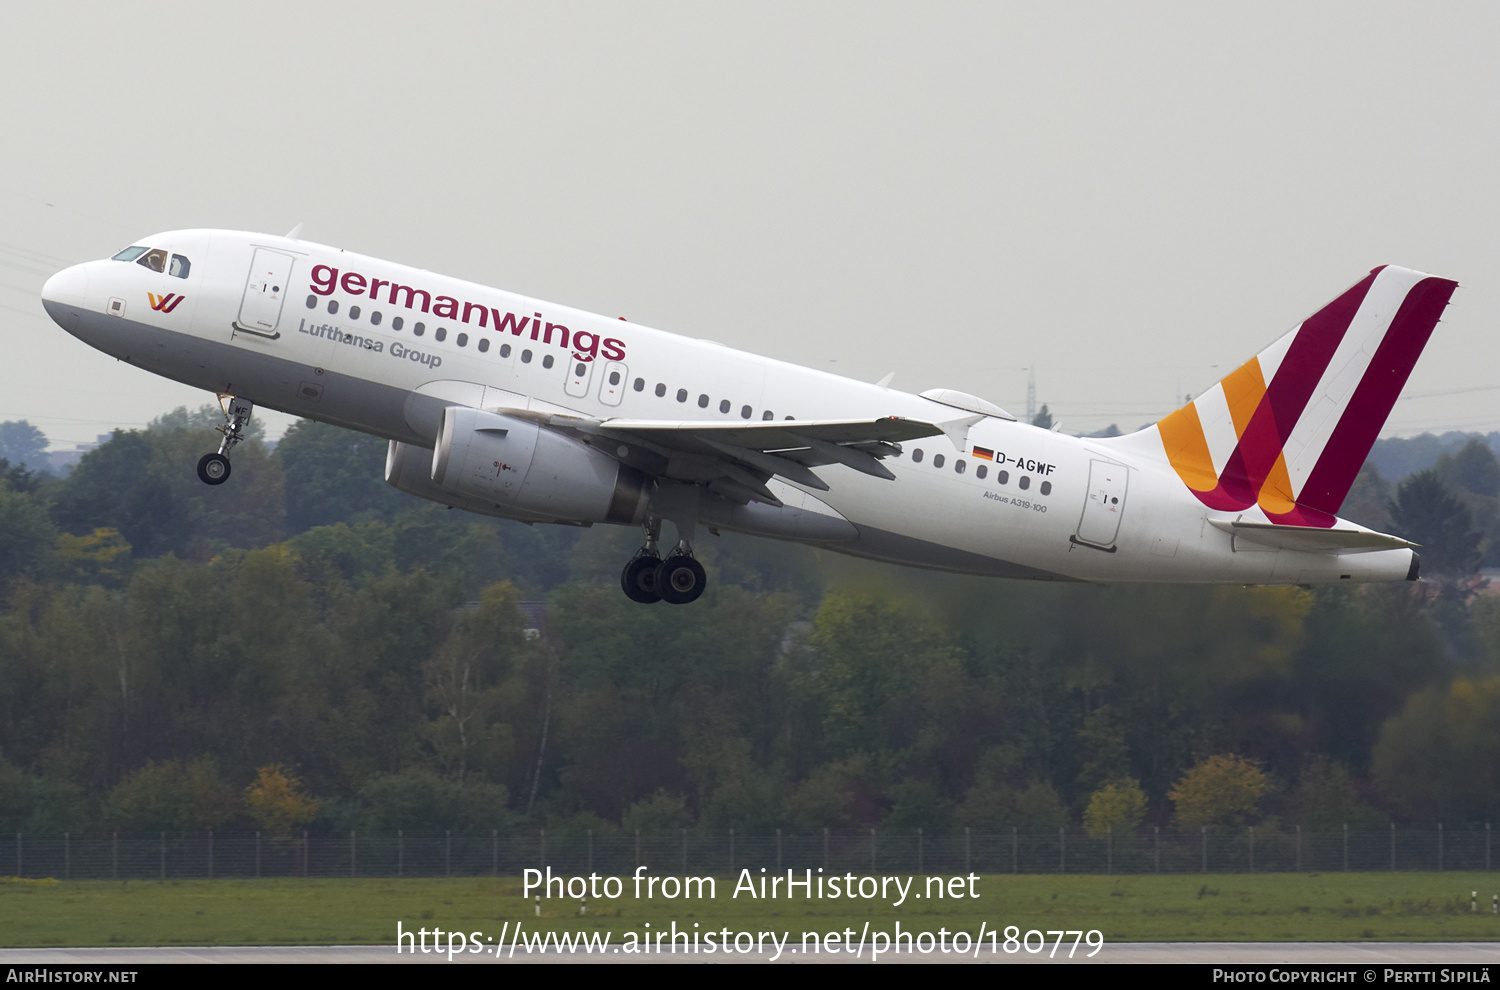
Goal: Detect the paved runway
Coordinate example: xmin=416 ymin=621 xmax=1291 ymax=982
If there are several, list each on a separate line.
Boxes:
xmin=1 ymin=943 xmax=1498 ymax=964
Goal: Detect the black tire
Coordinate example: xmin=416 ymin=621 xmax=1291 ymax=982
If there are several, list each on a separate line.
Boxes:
xmin=620 ymin=555 xmax=663 ymax=604
xmin=196 ymin=453 xmax=231 ymax=486
xmin=656 ymin=555 xmax=707 ymax=605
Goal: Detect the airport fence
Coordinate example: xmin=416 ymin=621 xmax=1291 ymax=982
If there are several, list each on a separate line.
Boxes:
xmin=0 ymin=826 xmax=1495 ymax=879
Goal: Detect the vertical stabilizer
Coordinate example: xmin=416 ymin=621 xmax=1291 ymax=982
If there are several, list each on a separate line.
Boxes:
xmin=1142 ymin=266 xmax=1456 ymax=526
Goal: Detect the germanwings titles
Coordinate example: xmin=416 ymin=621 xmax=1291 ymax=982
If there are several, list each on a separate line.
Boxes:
xmin=40 ymin=230 xmax=1457 ymax=603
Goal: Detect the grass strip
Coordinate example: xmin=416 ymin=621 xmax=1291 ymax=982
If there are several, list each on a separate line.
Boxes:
xmin=1 ymin=873 xmax=1498 ymax=947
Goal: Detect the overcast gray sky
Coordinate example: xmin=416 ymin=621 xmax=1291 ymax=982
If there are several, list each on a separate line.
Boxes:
xmin=2 ymin=1 xmax=1496 ymax=451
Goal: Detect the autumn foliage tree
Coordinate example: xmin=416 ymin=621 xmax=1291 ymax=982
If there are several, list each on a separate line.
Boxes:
xmin=1168 ymin=754 xmax=1268 ymax=829
xmin=1083 ymin=778 xmax=1147 ymax=837
xmin=244 ymin=765 xmax=319 ymax=835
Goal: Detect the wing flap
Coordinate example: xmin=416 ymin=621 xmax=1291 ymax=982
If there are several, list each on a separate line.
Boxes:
xmin=562 ymin=415 xmax=942 ymax=502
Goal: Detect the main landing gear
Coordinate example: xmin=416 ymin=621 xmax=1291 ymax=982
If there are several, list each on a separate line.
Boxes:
xmin=620 ymin=517 xmax=707 ymax=605
xmin=196 ymin=395 xmax=254 ymax=486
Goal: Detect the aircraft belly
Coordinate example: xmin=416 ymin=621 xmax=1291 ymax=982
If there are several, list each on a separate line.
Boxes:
xmin=68 ymin=309 xmax=429 ymax=446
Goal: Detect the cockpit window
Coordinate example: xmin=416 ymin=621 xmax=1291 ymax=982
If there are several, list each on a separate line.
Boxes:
xmin=111 ymin=246 xmax=149 ymax=262
xmin=169 ymin=254 xmax=191 ymax=279
xmin=136 ymin=248 xmax=168 ymax=273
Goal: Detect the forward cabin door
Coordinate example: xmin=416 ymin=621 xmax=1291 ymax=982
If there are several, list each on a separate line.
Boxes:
xmin=1075 ymin=459 xmax=1128 ymax=549
xmin=235 ymin=248 xmax=295 ymax=339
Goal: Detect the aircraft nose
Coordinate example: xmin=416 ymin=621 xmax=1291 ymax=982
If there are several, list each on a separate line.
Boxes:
xmin=42 ymin=263 xmax=89 ymax=307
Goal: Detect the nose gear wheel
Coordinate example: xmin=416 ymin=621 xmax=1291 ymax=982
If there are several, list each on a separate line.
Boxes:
xmin=195 ymin=394 xmax=254 ymax=486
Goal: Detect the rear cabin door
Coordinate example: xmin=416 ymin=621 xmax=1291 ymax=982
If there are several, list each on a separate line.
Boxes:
xmin=1075 ymin=459 xmax=1129 ymax=549
xmin=235 ymin=248 xmax=295 ymax=338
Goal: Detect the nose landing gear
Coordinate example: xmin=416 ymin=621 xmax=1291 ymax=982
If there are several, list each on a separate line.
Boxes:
xmin=195 ymin=395 xmax=254 ymax=486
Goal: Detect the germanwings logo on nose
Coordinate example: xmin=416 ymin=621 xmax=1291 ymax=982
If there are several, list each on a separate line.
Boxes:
xmin=1155 ymin=267 xmax=1456 ymax=529
xmin=148 ymin=292 xmax=184 ymax=313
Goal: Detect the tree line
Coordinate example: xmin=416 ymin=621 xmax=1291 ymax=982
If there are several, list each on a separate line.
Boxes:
xmin=0 ymin=411 xmax=1496 ymax=838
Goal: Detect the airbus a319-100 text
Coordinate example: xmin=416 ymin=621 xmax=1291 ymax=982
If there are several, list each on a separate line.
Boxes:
xmin=40 ymin=230 xmax=1456 ymax=603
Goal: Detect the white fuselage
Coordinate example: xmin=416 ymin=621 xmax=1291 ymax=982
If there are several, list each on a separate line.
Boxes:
xmin=40 ymin=229 xmax=1418 ymax=585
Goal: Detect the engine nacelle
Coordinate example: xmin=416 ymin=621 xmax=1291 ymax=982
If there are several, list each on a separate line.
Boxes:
xmin=386 ymin=439 xmax=562 ymax=523
xmin=424 ymin=406 xmax=651 ymax=525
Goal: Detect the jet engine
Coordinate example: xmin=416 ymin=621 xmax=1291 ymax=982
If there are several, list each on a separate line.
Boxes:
xmin=387 ymin=406 xmax=651 ymax=526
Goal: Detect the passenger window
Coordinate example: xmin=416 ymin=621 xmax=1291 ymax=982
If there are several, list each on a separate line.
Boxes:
xmin=1040 ymin=480 xmax=1051 ymax=496
xmin=575 ymin=363 xmax=588 ymax=376
xmin=371 ymin=311 xmax=382 ymax=326
xmin=976 ymin=464 xmax=987 ymax=479
xmin=112 ymin=246 xmax=149 ymax=262
xmin=933 ymin=454 xmax=945 ymax=469
xmin=997 ymin=470 xmax=1009 ymax=485
xmin=740 ymin=405 xmax=752 ymax=419
xmin=762 ymin=410 xmax=773 ymax=420
xmin=305 ymin=295 xmax=317 ymax=309
xmin=136 ymin=248 xmax=168 ymax=273
xmin=955 ymin=459 xmax=966 ymax=475
xmin=655 ymin=383 xmax=666 ymax=397
xmin=633 ymin=378 xmax=645 ymax=391
xmin=677 ymin=389 xmax=688 ymax=403
xmin=393 ymin=317 xmax=404 ymax=331
xmin=328 ymin=300 xmax=340 ymax=315
xmin=719 ymin=399 xmax=730 ymax=413
xmin=412 ymin=321 xmax=423 ymax=335
xmin=1019 ymin=476 xmax=1030 ymax=490
xmin=912 ymin=449 xmax=924 ymax=463
xmin=500 ymin=343 xmax=512 ymax=357
xmin=479 ymin=338 xmax=490 ymax=353
xmin=542 ymin=354 xmax=554 ymax=369
xmin=521 ymin=349 xmax=532 ymax=363
xmin=169 ymin=255 xmax=191 ymax=278
xmin=456 ymin=333 xmax=468 ymax=347
xmin=698 ymin=394 xmax=710 ymax=408
xmin=609 ymin=371 xmax=621 ymax=386
xmin=435 ymin=327 xmax=446 ymax=342
xmin=350 ymin=305 xmax=361 ymax=320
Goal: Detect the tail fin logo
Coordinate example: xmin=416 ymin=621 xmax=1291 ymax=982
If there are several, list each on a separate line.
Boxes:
xmin=148 ymin=292 xmax=184 ymax=313
xmin=1156 ymin=267 xmax=1456 ymax=528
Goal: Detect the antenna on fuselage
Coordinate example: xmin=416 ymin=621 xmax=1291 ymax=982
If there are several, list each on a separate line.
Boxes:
xmin=285 ymin=222 xmax=304 ymax=240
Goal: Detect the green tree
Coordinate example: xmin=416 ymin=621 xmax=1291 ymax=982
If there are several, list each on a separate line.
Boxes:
xmin=50 ymin=431 xmax=187 ymax=558
xmin=102 ymin=758 xmax=236 ymax=830
xmin=1083 ymin=778 xmax=1147 ymax=837
xmin=150 ymin=404 xmax=265 ymax=444
xmin=0 ymin=486 xmax=56 ymax=584
xmin=276 ymin=420 xmax=407 ymax=534
xmin=1389 ymin=471 xmax=1481 ymax=576
xmin=0 ymin=421 xmax=48 ymax=469
xmin=421 ymin=582 xmax=527 ymax=785
xmin=1339 ymin=462 xmax=1394 ymax=532
xmin=1372 ymin=677 xmax=1500 ymax=823
xmin=358 ymin=768 xmax=512 ymax=830
xmin=622 ymin=789 xmax=690 ymax=832
xmin=1168 ymin=754 xmax=1267 ymax=828
xmin=1436 ymin=438 xmax=1500 ymax=498
xmin=1287 ymin=755 xmax=1384 ymax=830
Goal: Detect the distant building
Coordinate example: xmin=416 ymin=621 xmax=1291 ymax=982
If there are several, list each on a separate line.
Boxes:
xmin=45 ymin=434 xmax=111 ymax=475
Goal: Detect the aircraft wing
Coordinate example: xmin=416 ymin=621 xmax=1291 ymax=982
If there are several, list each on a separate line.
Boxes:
xmin=1207 ymin=517 xmax=1417 ymax=553
xmin=534 ymin=413 xmax=944 ymax=506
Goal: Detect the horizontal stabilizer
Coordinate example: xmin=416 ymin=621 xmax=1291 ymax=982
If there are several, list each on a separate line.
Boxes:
xmin=1208 ymin=517 xmax=1417 ymax=553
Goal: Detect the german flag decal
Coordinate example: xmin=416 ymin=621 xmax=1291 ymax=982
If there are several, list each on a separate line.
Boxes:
xmin=972 ymin=445 xmax=994 ymax=461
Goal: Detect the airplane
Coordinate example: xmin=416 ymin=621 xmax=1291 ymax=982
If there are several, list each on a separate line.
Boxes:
xmin=40 ymin=229 xmax=1456 ymax=604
